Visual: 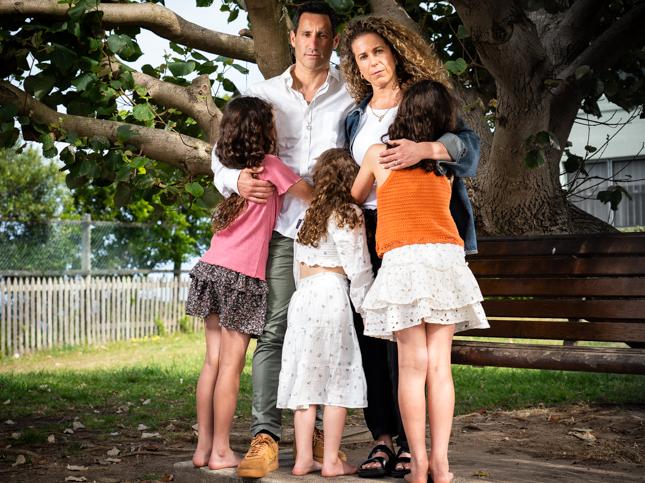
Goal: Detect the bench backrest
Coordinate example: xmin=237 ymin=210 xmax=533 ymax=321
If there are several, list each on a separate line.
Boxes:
xmin=454 ymin=233 xmax=645 ymax=373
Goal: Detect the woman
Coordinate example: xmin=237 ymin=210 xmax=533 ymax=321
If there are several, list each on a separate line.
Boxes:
xmin=339 ymin=16 xmax=480 ymax=479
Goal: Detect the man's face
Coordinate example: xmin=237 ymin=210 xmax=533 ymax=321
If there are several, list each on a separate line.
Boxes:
xmin=290 ymin=13 xmax=338 ymax=72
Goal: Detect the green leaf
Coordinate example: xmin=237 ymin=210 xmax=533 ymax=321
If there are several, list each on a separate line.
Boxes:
xmin=327 ymin=0 xmax=354 ymax=12
xmin=40 ymin=133 xmax=58 ymax=158
xmin=445 ymin=58 xmax=468 ymax=76
xmin=196 ymin=0 xmax=215 ymax=6
xmin=131 ymin=156 xmax=148 ymax=169
xmin=132 ymin=103 xmax=156 ymax=122
xmin=168 ymin=60 xmax=196 ymax=77
xmin=114 ymin=182 xmax=132 ymax=207
xmin=51 ymin=43 xmax=78 ymax=74
xmin=562 ymin=153 xmax=584 ymax=173
xmin=116 ymin=125 xmax=136 ymax=143
xmin=191 ymin=51 xmax=209 ymax=62
xmin=597 ymin=185 xmax=630 ymax=211
xmin=231 ymin=63 xmax=249 ymax=74
xmin=24 ymin=74 xmax=56 ymax=99
xmin=456 ymin=24 xmax=469 ymax=39
xmin=524 ymin=149 xmax=545 ymax=168
xmin=72 ymin=72 xmax=97 ymax=92
xmin=141 ymin=64 xmax=160 ymax=78
xmin=584 ymin=144 xmax=597 ymax=153
xmin=222 ymin=78 xmax=237 ymax=92
xmin=185 ymin=181 xmax=204 ymax=198
xmin=0 ymin=104 xmax=18 ymax=122
xmin=169 ymin=42 xmax=186 ymax=55
xmin=106 ymin=34 xmax=142 ymax=61
xmin=89 ymin=135 xmax=110 ymax=151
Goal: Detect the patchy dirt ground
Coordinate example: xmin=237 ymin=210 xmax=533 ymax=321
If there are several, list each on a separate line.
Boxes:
xmin=2 ymin=403 xmax=644 ymax=483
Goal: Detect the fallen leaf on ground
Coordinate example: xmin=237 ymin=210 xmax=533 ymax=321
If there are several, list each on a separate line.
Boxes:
xmin=12 ymin=455 xmax=26 ymax=466
xmin=11 ymin=432 xmax=21 ymax=440
xmin=63 ymin=428 xmax=74 ymax=434
xmin=106 ymin=457 xmax=122 ymax=463
xmin=47 ymin=434 xmax=55 ymax=443
xmin=72 ymin=421 xmax=85 ymax=430
xmin=568 ymin=428 xmax=596 ymax=443
xmin=3 ymin=399 xmax=10 ymax=405
xmin=4 ymin=419 xmax=16 ymax=425
xmin=142 ymin=399 xmax=151 ymax=405
xmin=473 ymin=470 xmax=490 ymax=477
xmin=137 ymin=424 xmax=149 ymax=431
xmin=165 ymin=423 xmax=176 ymax=431
xmin=191 ymin=423 xmax=198 ymax=431
xmin=66 ymin=464 xmax=89 ymax=471
xmin=106 ymin=447 xmax=120 ymax=457
xmin=141 ymin=432 xmax=161 ymax=439
xmin=109 ymin=432 xmax=119 ymax=436
xmin=64 ymin=477 xmax=87 ymax=482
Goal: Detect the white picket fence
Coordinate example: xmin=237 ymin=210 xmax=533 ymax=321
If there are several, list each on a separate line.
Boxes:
xmin=0 ymin=275 xmax=200 ymax=356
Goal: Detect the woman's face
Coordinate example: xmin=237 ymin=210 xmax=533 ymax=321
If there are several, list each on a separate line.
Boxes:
xmin=351 ymin=32 xmax=398 ymax=91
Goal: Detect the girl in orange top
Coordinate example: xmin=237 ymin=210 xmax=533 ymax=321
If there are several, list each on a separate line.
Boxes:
xmin=351 ymin=79 xmax=488 ymax=483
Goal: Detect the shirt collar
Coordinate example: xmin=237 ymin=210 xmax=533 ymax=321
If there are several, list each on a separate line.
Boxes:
xmin=281 ymin=64 xmax=340 ymax=90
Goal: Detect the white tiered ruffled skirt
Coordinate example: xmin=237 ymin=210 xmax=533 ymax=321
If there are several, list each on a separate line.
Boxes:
xmin=361 ymin=243 xmax=489 ymax=341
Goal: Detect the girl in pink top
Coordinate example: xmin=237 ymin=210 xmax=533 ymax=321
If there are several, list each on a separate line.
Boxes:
xmin=186 ymin=96 xmax=312 ymax=470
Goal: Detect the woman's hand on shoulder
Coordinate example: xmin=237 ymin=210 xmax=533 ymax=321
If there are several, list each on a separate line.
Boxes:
xmin=379 ymin=139 xmax=446 ymax=170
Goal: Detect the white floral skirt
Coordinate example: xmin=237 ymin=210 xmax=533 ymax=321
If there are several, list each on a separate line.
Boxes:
xmin=361 ymin=243 xmax=489 ymax=341
xmin=277 ymin=272 xmax=367 ymax=410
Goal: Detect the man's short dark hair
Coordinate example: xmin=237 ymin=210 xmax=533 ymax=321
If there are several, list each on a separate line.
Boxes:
xmin=292 ymin=1 xmax=339 ymax=33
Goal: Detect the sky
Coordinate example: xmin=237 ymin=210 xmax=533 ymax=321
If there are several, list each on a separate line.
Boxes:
xmin=135 ymin=0 xmax=264 ymax=91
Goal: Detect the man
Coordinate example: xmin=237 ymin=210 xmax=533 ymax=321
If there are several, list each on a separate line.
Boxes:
xmin=212 ymin=1 xmax=354 ymax=478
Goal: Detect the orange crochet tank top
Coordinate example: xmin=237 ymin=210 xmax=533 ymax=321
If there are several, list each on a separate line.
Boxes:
xmin=376 ymin=168 xmax=463 ymax=257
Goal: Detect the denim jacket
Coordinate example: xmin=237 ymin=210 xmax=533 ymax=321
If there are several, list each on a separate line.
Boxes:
xmin=345 ymin=94 xmax=480 ymax=254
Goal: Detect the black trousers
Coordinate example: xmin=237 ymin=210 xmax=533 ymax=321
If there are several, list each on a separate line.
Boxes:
xmin=353 ymin=209 xmax=408 ymax=451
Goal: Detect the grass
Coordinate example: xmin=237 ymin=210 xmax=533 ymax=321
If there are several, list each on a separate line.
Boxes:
xmin=0 ymin=332 xmax=643 ymax=438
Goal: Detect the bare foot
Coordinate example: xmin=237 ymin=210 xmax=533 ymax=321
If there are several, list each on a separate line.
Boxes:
xmin=429 ymin=455 xmax=452 ymax=483
xmin=428 ymin=470 xmax=453 ymax=483
xmin=292 ymin=459 xmax=322 ymax=475
xmin=192 ymin=446 xmax=212 ymax=467
xmin=404 ymin=456 xmax=429 ymax=483
xmin=321 ymin=458 xmax=357 ymax=477
xmin=207 ymin=449 xmax=241 ymax=470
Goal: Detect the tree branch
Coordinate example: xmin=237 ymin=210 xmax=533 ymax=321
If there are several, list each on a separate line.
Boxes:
xmin=451 ymin=0 xmax=549 ymax=92
xmin=556 ymin=2 xmax=645 ymax=89
xmin=0 ymin=0 xmax=256 ymax=62
xmin=0 ymin=81 xmax=212 ymax=176
xmin=106 ymin=60 xmax=222 ymax=144
xmin=245 ymin=0 xmax=291 ymax=78
xmin=368 ymin=0 xmax=419 ymax=33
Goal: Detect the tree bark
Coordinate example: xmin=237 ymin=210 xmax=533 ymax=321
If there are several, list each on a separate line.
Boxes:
xmin=0 ymin=81 xmax=212 ymax=176
xmin=0 ymin=0 xmax=255 ymax=61
xmin=245 ymin=0 xmax=292 ymax=78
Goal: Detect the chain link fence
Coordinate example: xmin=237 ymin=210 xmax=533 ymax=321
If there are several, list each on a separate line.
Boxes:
xmin=0 ymin=215 xmax=182 ymax=276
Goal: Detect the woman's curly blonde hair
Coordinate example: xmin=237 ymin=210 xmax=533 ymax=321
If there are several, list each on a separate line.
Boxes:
xmin=340 ymin=16 xmax=449 ymax=102
xmin=297 ymin=148 xmax=362 ymax=248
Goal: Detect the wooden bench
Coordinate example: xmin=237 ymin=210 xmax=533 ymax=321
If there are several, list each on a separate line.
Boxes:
xmin=453 ymin=232 xmax=645 ymax=374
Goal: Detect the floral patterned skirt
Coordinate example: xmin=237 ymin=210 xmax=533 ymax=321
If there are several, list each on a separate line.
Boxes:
xmin=185 ymin=261 xmax=268 ymax=337
xmin=277 ymin=272 xmax=367 ymax=410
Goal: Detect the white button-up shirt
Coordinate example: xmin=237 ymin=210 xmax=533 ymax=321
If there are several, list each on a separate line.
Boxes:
xmin=212 ymin=65 xmax=355 ymax=239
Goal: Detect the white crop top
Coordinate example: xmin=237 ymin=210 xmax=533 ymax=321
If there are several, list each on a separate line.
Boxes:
xmin=294 ymin=206 xmax=374 ymax=312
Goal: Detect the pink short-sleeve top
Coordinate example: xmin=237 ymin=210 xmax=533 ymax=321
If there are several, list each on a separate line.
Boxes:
xmin=200 ymin=154 xmax=301 ymax=280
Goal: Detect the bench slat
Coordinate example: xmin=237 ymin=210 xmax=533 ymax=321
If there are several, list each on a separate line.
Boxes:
xmin=474 ymin=233 xmax=645 ymax=257
xmin=482 ymin=299 xmax=645 ymax=320
xmin=469 ymin=256 xmax=645 ymax=277
xmin=476 ymin=277 xmax=645 ymax=297
xmin=459 ymin=320 xmax=645 ymax=343
xmin=452 ymin=340 xmax=645 ymax=374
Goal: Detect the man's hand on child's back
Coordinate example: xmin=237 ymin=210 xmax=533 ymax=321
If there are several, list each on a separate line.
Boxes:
xmin=238 ymin=167 xmax=275 ymax=204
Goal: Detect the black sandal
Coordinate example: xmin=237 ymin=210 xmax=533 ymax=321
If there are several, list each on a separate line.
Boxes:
xmin=357 ymin=444 xmax=396 ymax=478
xmin=390 ymin=447 xmax=411 ymax=478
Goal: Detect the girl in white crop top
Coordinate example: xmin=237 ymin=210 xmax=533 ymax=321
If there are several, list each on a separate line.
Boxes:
xmin=277 ymin=148 xmax=373 ymax=477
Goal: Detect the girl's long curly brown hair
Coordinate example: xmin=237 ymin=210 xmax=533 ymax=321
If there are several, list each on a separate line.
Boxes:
xmin=211 ymin=96 xmax=277 ymax=233
xmin=387 ymin=79 xmax=458 ymax=173
xmin=297 ymin=148 xmax=362 ymax=247
xmin=339 ymin=16 xmax=450 ymax=103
